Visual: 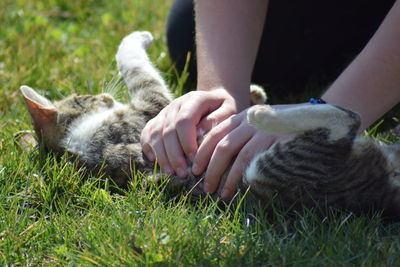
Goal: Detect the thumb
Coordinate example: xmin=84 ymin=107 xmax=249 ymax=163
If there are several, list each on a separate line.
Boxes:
xmin=197 ymin=105 xmax=235 ymax=134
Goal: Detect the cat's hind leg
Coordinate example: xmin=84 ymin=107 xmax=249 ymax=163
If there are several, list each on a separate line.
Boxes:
xmin=116 ymin=31 xmax=172 ymax=116
xmin=115 ymin=31 xmax=172 ymax=104
xmin=116 ymin=31 xmax=154 ymax=72
xmin=247 ymin=104 xmax=361 ymax=141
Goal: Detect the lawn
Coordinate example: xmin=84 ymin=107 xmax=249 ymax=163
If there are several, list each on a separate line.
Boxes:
xmin=1 ymin=0 xmax=400 ymax=265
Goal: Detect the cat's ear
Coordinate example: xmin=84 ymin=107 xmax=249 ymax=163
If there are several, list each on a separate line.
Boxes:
xmin=20 ymin=85 xmax=57 ymax=130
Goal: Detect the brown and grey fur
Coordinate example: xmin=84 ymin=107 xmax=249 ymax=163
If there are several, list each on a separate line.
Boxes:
xmin=21 ymin=32 xmax=172 ymax=187
xmin=245 ymin=104 xmax=400 ymax=220
xmin=21 ymin=31 xmax=400 ymax=219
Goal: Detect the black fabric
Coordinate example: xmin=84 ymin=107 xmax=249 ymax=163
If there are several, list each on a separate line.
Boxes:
xmin=166 ymin=0 xmax=395 ymax=96
xmin=166 ymin=0 xmax=196 ymax=77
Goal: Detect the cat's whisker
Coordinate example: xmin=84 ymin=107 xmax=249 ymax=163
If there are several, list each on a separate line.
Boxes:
xmin=102 ymin=75 xmax=125 ymax=100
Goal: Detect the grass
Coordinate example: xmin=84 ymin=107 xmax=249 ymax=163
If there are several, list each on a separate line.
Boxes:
xmin=1 ymin=0 xmax=400 ymax=265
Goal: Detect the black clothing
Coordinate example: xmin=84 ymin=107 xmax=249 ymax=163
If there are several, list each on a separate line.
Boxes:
xmin=166 ymin=0 xmax=395 ymax=96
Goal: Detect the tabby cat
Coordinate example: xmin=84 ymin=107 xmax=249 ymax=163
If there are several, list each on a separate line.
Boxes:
xmin=246 ymin=104 xmax=400 ymax=220
xmin=21 ymin=31 xmax=400 ymax=220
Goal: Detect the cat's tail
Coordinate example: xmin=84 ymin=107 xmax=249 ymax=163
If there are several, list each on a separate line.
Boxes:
xmin=116 ymin=31 xmax=172 ymax=115
xmin=247 ymin=104 xmax=361 ymax=142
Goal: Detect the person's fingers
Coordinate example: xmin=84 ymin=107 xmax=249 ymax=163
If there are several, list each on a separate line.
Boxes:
xmin=140 ymin=120 xmax=155 ymax=161
xmin=141 ymin=142 xmax=155 ymax=161
xmin=140 ymin=108 xmax=174 ymax=174
xmin=221 ymin=134 xmax=275 ymax=199
xmin=197 ymin=103 xmax=236 ymax=134
xmin=141 ymin=90 xmax=238 ymax=178
xmin=150 ymin=131 xmax=174 ymax=174
xmin=192 ymin=115 xmax=241 ymax=176
xmin=176 ymin=92 xmax=230 ymax=161
xmin=140 ymin=117 xmax=161 ymax=161
xmin=174 ymin=107 xmax=201 ymax=162
xmin=163 ymin=110 xmax=189 ymax=178
xmin=202 ymin=122 xmax=254 ymax=194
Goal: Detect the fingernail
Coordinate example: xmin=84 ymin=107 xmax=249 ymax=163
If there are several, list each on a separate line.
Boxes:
xmin=147 ymin=151 xmax=155 ymax=161
xmin=221 ymin=189 xmax=231 ymax=200
xmin=204 ymin=182 xmax=211 ymax=193
xmin=192 ymin=163 xmax=199 ymax=174
xmin=176 ymin=168 xmax=187 ymax=178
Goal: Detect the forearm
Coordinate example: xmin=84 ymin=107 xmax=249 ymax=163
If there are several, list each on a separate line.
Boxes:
xmin=194 ymin=0 xmax=268 ymax=111
xmin=322 ymin=0 xmax=400 ymax=130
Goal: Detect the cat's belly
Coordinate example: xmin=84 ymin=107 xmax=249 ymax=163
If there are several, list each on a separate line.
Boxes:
xmin=61 ymin=104 xmax=126 ymax=158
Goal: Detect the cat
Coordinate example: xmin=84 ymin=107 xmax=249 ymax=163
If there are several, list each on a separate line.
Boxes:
xmin=245 ymin=104 xmax=400 ymax=220
xmin=21 ymin=31 xmax=400 ymax=220
xmin=20 ymin=31 xmax=265 ymax=194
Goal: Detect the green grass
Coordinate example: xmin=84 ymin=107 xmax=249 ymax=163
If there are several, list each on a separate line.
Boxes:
xmin=1 ymin=0 xmax=400 ymax=265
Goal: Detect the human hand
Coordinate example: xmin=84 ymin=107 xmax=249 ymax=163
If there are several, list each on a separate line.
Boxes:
xmin=192 ymin=105 xmax=292 ymax=199
xmin=140 ymin=89 xmax=238 ymax=178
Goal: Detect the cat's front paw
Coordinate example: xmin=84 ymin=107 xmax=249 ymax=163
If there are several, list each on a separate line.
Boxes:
xmin=247 ymin=105 xmax=275 ymax=129
xmin=250 ymin=85 xmax=267 ymax=105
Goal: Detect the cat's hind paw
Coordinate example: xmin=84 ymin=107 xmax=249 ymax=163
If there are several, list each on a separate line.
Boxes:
xmin=116 ymin=31 xmax=154 ymax=72
xmin=130 ymin=31 xmax=153 ymax=49
xmin=120 ymin=31 xmax=153 ymax=50
xmin=248 ymin=103 xmax=361 ymax=139
xmin=247 ymin=105 xmax=276 ymax=130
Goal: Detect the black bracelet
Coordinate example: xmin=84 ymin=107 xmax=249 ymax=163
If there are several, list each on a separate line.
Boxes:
xmin=309 ymin=98 xmax=326 ymax=104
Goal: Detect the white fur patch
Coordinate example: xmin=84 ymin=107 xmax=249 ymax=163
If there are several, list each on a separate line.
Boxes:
xmin=247 ymin=104 xmax=356 ymax=141
xmin=116 ymin=31 xmax=172 ymax=101
xmin=244 ymin=152 xmax=264 ymax=184
xmin=61 ymin=102 xmax=125 ymax=157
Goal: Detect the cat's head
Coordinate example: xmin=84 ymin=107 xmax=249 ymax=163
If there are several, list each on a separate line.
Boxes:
xmin=21 ymin=85 xmax=117 ymax=152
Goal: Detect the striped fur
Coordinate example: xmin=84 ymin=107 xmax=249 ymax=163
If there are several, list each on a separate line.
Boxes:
xmin=245 ymin=104 xmax=400 ymax=220
xmin=21 ymin=32 xmax=172 ymax=188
